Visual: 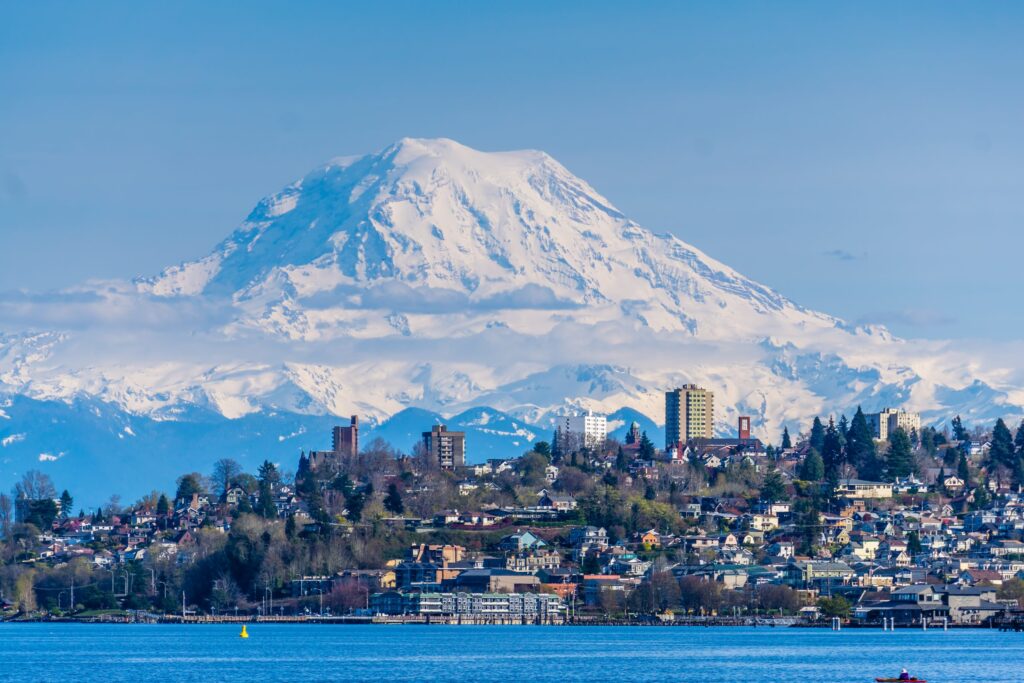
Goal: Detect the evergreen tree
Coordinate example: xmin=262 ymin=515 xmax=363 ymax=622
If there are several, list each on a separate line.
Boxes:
xmin=836 ymin=415 xmax=849 ymax=454
xmin=257 ymin=480 xmax=277 ymax=518
xmin=295 ymin=452 xmax=310 ymax=482
xmin=886 ymin=428 xmax=914 ymax=479
xmin=345 ymin=487 xmax=367 ymax=521
xmin=175 ymin=473 xmax=205 ymax=501
xmin=795 ymin=495 xmax=820 ymax=556
xmin=258 ymin=460 xmax=281 ymax=487
xmin=799 ymin=448 xmax=825 ymax=481
xmin=952 ymin=415 xmax=969 ymax=455
xmin=920 ymin=427 xmax=937 ymax=455
xmin=907 ymin=530 xmax=922 ymax=555
xmin=970 ymin=484 xmax=991 ymax=511
xmin=760 ymin=466 xmax=787 ymax=503
xmin=1015 ymin=421 xmax=1024 ymax=455
xmin=644 ymin=482 xmax=657 ymax=501
xmin=384 ymin=483 xmax=405 ymax=515
xmin=551 ymin=430 xmax=562 ymax=460
xmin=957 ymin=452 xmax=971 ymax=484
xmin=59 ymin=490 xmax=73 ymax=520
xmin=765 ymin=445 xmax=776 ymax=460
xmin=846 ymin=407 xmax=877 ymax=474
xmin=615 ymin=446 xmax=630 ymax=473
xmin=156 ymin=494 xmax=170 ymax=516
xmin=638 ymin=432 xmax=655 ymax=460
xmin=809 ymin=417 xmax=826 ymax=454
xmin=989 ymin=418 xmax=1015 ymax=470
xmin=822 ymin=418 xmax=844 ymax=482
xmin=332 ymin=473 xmax=354 ymax=497
xmin=781 ymin=427 xmax=792 ymax=450
xmin=936 ymin=467 xmax=947 ymax=496
xmin=532 ymin=441 xmax=552 ymax=457
xmin=285 ymin=514 xmax=297 ymax=539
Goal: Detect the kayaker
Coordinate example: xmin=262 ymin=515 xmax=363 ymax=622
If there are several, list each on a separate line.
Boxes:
xmin=899 ymin=669 xmax=911 ymax=681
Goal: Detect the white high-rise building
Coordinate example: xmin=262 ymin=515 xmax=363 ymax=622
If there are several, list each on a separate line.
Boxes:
xmin=557 ymin=410 xmax=607 ymax=449
xmin=865 ymin=408 xmax=921 ymax=441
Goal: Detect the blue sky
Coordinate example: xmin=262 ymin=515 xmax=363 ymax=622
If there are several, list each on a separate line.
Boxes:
xmin=1 ymin=2 xmax=1022 ymax=340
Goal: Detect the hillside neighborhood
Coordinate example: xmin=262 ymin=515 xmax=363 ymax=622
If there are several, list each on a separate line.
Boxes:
xmin=3 ymin=389 xmax=1024 ymax=628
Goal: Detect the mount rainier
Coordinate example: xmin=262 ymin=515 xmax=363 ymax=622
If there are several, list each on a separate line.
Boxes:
xmin=0 ymin=137 xmax=1019 ymax=502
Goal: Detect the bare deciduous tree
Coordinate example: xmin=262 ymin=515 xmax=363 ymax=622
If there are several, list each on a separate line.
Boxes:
xmin=211 ymin=458 xmax=243 ymax=495
xmin=12 ymin=470 xmax=56 ymax=501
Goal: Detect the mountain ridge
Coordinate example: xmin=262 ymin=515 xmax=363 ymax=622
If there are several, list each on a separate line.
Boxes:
xmin=1 ymin=137 xmax=1021 ymax=500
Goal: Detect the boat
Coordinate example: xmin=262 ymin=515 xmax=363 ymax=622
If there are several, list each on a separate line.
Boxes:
xmin=240 ymin=625 xmax=249 ymax=639
xmin=874 ymin=679 xmax=925 ymax=682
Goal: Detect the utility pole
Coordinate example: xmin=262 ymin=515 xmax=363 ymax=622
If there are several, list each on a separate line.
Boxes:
xmin=70 ymin=577 xmax=74 ymax=613
xmin=182 ymin=591 xmax=186 ymax=620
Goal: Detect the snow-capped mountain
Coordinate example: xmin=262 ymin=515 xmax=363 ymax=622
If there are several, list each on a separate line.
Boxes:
xmin=1 ymin=137 xmax=1021 ymax=501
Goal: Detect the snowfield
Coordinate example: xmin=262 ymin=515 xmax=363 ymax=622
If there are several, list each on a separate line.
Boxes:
xmin=0 ymin=137 xmax=1021 ymax=496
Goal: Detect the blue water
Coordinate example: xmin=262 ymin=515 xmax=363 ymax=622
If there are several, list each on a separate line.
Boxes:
xmin=0 ymin=624 xmax=1020 ymax=682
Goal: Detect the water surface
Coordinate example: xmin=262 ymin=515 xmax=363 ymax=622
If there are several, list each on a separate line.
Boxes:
xmin=0 ymin=624 xmax=1019 ymax=682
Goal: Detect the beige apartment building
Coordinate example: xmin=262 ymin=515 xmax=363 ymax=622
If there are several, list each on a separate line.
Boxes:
xmin=866 ymin=408 xmax=921 ymax=441
xmin=665 ymin=384 xmax=714 ymax=448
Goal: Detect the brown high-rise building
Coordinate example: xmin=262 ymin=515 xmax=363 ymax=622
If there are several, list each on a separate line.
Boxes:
xmin=423 ymin=424 xmax=466 ymax=470
xmin=307 ymin=416 xmax=359 ymax=473
xmin=738 ymin=416 xmax=751 ymax=440
xmin=332 ymin=415 xmax=359 ymax=457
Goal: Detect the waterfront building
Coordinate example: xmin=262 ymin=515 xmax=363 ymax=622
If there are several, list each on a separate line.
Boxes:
xmin=370 ymin=590 xmax=564 ymax=622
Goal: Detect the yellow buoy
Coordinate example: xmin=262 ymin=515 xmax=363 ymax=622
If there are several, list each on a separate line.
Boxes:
xmin=240 ymin=624 xmax=249 ymax=639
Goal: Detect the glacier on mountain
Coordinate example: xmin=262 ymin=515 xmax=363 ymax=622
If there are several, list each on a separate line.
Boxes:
xmin=0 ymin=137 xmax=1021 ymax=500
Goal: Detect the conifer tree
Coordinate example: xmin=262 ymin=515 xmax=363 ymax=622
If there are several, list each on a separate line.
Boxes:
xmin=907 ymin=530 xmax=922 ymax=555
xmin=990 ymin=418 xmax=1015 ymax=470
xmin=795 ymin=495 xmax=820 ymax=556
xmin=615 ymin=446 xmax=630 ymax=472
xmin=952 ymin=415 xmax=969 ymax=454
xmin=886 ymin=428 xmax=914 ymax=479
xmin=809 ymin=418 xmax=826 ymax=454
xmin=799 ymin=448 xmax=824 ymax=481
xmin=781 ymin=427 xmax=792 ymax=450
xmin=638 ymin=432 xmax=655 ymax=460
xmin=957 ymin=451 xmax=971 ymax=485
xmin=760 ymin=466 xmax=787 ymax=503
xmin=384 ymin=483 xmax=405 ymax=515
xmin=846 ymin=407 xmax=877 ymax=475
xmin=837 ymin=415 xmax=849 ymax=454
xmin=970 ymin=485 xmax=991 ymax=511
xmin=822 ymin=419 xmax=844 ymax=483
xmin=59 ymin=490 xmax=73 ymax=520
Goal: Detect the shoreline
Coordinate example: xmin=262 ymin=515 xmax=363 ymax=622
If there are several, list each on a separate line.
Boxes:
xmin=4 ymin=615 xmax=1022 ymax=630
